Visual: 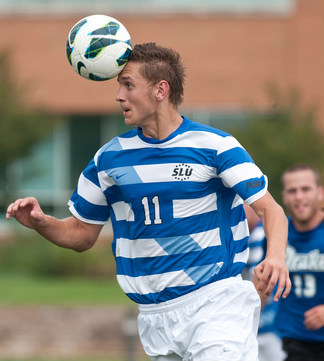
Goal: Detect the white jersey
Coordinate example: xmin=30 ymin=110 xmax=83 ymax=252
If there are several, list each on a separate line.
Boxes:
xmin=69 ymin=117 xmax=267 ymax=304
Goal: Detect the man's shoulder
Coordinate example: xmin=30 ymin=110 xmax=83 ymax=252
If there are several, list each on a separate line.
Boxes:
xmin=99 ymin=129 xmax=138 ymax=152
xmin=183 ymin=117 xmax=231 ymax=138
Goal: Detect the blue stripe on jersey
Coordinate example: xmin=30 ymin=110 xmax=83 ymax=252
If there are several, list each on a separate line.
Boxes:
xmin=155 ymin=235 xmax=203 ymax=253
xmin=184 ymin=262 xmax=223 ymax=283
xmin=116 ymin=247 xmax=223 ymax=277
xmin=216 ymin=148 xmax=254 ymax=174
xmin=69 ymin=116 xmax=267 ymax=304
xmin=105 ymin=178 xmax=225 ymax=202
xmin=100 ymin=147 xmax=217 ymax=168
xmin=70 ymin=191 xmax=109 ymax=222
xmin=109 ymin=197 xmax=243 ymax=240
xmin=104 ymin=166 xmax=143 ymax=185
xmin=233 ymin=175 xmax=267 ymax=200
xmin=124 ymin=266 xmax=242 ymax=304
xmin=111 ymin=213 xmax=215 ymax=239
xmin=102 ymin=136 xmax=123 ymax=151
xmin=83 ymin=159 xmax=101 ymax=187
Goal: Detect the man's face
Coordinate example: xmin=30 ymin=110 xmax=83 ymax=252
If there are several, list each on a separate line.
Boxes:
xmin=282 ymin=169 xmax=323 ymax=224
xmin=116 ymin=62 xmax=157 ymax=128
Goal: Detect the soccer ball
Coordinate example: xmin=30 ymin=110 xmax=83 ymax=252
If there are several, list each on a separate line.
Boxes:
xmin=66 ymin=14 xmax=132 ymax=81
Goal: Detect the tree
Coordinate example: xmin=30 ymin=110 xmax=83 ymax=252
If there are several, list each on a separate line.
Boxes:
xmin=0 ymin=49 xmax=56 ymax=210
xmin=228 ymin=86 xmax=324 ymax=204
xmin=0 ymin=50 xmax=55 ymax=167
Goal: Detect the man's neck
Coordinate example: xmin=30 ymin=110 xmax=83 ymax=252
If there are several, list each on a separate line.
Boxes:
xmin=141 ymin=110 xmax=183 ymax=140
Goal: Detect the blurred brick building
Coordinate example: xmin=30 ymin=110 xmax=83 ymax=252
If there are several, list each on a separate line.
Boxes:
xmin=0 ymin=0 xmax=323 ymax=213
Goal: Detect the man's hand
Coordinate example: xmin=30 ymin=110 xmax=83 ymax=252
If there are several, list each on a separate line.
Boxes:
xmin=254 ymin=255 xmax=291 ymax=302
xmin=304 ymin=305 xmax=324 ymax=330
xmin=6 ymin=197 xmax=46 ymax=229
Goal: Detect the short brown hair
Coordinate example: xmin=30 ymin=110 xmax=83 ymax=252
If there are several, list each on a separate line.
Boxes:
xmin=129 ymin=42 xmax=186 ymax=107
xmin=281 ymin=163 xmax=323 ymax=188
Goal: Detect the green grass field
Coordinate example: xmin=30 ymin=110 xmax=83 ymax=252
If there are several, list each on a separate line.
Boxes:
xmin=0 ymin=273 xmax=132 ymax=306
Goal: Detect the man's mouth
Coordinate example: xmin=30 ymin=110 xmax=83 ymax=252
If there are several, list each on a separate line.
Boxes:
xmin=295 ymin=204 xmax=307 ymax=213
xmin=122 ymin=108 xmax=130 ymax=116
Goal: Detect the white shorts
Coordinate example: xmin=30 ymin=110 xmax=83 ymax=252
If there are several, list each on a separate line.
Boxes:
xmin=137 ymin=276 xmax=261 ymax=361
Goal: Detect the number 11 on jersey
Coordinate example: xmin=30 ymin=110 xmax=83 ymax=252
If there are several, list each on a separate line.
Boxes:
xmin=141 ymin=196 xmax=162 ymax=225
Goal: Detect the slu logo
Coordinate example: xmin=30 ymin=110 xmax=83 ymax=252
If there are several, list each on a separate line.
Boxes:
xmin=172 ymin=164 xmax=193 ymax=181
xmin=246 ymin=180 xmax=264 ymax=191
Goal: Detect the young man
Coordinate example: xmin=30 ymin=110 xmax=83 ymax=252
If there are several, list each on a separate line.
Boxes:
xmin=275 ymin=163 xmax=324 ymax=361
xmin=6 ymin=43 xmax=290 ymax=361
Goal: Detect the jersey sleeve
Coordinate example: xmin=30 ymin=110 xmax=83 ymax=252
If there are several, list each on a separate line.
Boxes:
xmin=216 ymin=135 xmax=268 ymax=204
xmin=68 ymin=154 xmax=109 ymax=225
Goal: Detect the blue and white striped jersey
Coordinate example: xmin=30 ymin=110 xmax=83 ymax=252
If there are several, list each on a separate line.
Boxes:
xmin=275 ymin=219 xmax=324 ymax=342
xmin=69 ymin=117 xmax=268 ymax=304
xmin=244 ymin=220 xmax=280 ymax=335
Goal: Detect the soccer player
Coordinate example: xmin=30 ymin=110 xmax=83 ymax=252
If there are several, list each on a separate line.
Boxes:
xmin=6 ymin=43 xmax=291 ymax=361
xmin=275 ymin=163 xmax=324 ymax=361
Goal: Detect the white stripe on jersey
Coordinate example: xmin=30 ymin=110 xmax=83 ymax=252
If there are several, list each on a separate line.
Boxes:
xmin=191 ymin=228 xmax=221 ymax=248
xmin=115 ymin=228 xmax=221 ymax=259
xmin=249 ymin=227 xmax=266 ymax=243
xmin=248 ymin=248 xmax=264 ymax=264
xmin=173 ymin=193 xmax=217 ymax=218
xmin=77 ymin=173 xmax=108 ymax=206
xmin=133 ymin=163 xmax=215 ymax=183
xmin=231 ymin=219 xmax=249 ymax=241
xmin=117 ymin=131 xmax=227 ymax=151
xmin=116 ymin=237 xmax=168 ymax=258
xmin=117 ymin=270 xmax=196 ymax=295
xmin=233 ymin=248 xmax=249 ymax=264
xmin=111 ymin=201 xmax=135 ymax=221
xmin=231 ymin=194 xmax=243 ymax=209
xmin=216 ymin=136 xmax=245 ymax=155
xmin=98 ymin=170 xmax=116 ymax=191
xmin=220 ymin=163 xmax=263 ymax=188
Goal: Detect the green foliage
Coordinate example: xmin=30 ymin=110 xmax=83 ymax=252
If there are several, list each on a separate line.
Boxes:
xmin=0 ymin=232 xmax=133 ymax=306
xmin=0 ymin=49 xmax=56 ymax=168
xmin=0 ymin=231 xmax=116 ymax=278
xmin=228 ymin=87 xmax=324 ymax=204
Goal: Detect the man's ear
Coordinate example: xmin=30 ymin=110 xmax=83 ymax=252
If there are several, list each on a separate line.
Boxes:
xmin=155 ymin=80 xmax=169 ymax=101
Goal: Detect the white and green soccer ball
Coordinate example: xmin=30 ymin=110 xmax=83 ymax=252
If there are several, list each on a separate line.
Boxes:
xmin=66 ymin=14 xmax=132 ymax=81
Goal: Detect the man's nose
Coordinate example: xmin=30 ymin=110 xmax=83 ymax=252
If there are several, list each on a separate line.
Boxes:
xmin=295 ymin=189 xmax=304 ymax=200
xmin=115 ymin=87 xmax=124 ymax=102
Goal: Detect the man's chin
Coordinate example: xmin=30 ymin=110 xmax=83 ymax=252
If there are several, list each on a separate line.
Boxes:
xmin=124 ymin=117 xmax=137 ymax=127
xmin=293 ymin=213 xmax=311 ymax=224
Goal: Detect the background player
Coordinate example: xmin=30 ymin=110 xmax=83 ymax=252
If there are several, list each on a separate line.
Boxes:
xmin=275 ymin=163 xmax=324 ymax=361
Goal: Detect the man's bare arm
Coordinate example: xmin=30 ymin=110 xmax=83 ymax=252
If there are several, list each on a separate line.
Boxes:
xmin=6 ymin=197 xmax=103 ymax=252
xmin=250 ymin=191 xmax=291 ymax=301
